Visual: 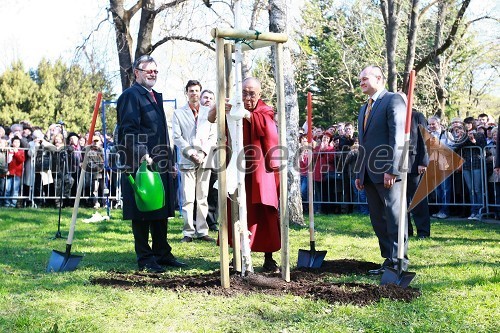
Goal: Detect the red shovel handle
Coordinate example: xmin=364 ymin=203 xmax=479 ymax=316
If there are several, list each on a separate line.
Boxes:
xmin=67 ymin=91 xmax=102 ymax=246
xmin=405 ymin=71 xmax=416 ymax=134
xmin=87 ymin=92 xmax=102 ymax=145
xmin=307 ymin=92 xmax=312 ymax=143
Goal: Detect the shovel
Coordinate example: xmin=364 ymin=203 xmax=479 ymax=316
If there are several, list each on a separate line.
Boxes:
xmin=297 ymin=241 xmax=327 ymax=268
xmin=380 ymin=71 xmax=417 ymax=288
xmin=297 ymin=92 xmax=327 ymax=268
xmin=47 ymin=92 xmax=102 ymax=272
xmin=46 ymin=156 xmax=87 ymax=272
xmin=297 ymin=153 xmax=327 ymax=268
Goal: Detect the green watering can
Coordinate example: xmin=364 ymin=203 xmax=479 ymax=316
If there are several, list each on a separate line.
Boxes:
xmin=128 ymin=160 xmax=165 ymax=212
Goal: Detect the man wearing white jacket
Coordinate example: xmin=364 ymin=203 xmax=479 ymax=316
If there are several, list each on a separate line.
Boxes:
xmin=172 ymin=80 xmax=216 ymax=242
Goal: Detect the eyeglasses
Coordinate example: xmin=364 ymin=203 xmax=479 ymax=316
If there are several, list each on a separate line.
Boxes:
xmin=242 ymin=91 xmax=257 ymax=98
xmin=136 ymin=68 xmax=158 ymax=75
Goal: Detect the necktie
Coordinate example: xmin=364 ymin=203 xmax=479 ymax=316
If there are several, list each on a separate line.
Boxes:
xmin=149 ymin=91 xmax=157 ymax=104
xmin=191 ymin=109 xmax=198 ymax=125
xmin=363 ymin=98 xmax=374 ymax=130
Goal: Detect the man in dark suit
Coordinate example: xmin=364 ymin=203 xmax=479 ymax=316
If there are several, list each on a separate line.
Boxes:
xmin=117 ymin=55 xmax=186 ymax=273
xmin=355 ymin=65 xmax=408 ymax=275
xmin=407 ymin=109 xmax=430 ymax=239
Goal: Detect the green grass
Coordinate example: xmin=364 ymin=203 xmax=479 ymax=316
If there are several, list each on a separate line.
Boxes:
xmin=0 ymin=207 xmax=498 ymax=333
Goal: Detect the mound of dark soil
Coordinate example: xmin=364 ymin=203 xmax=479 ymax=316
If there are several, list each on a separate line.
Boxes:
xmin=91 ymin=259 xmax=420 ymax=306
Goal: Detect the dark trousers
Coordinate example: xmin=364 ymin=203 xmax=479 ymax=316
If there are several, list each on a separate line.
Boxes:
xmin=206 ymin=170 xmax=219 ymax=228
xmin=131 ymin=219 xmax=172 ymax=267
xmin=407 ymin=173 xmax=431 ymax=237
xmin=364 ymin=175 xmax=408 ymax=269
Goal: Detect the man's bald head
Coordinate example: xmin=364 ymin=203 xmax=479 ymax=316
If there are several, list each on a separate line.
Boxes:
xmin=242 ymin=77 xmax=262 ymax=89
xmin=242 ymin=77 xmax=262 ymax=111
xmin=365 ymin=66 xmax=385 ymax=81
xmin=359 ymin=65 xmax=386 ymax=97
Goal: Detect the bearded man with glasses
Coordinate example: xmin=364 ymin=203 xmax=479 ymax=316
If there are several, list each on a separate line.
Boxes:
xmin=116 ymin=55 xmax=186 ymax=273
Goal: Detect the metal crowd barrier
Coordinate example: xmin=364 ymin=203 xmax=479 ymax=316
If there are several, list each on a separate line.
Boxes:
xmin=300 ymin=150 xmax=367 ymax=214
xmin=1 ymin=145 xmax=498 ymax=220
xmin=483 ymin=144 xmax=499 ymax=218
xmin=301 ymin=146 xmax=498 ymax=219
xmin=0 ymin=147 xmax=123 ymax=209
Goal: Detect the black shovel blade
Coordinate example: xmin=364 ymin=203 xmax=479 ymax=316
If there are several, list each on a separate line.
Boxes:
xmin=46 ymin=250 xmax=83 ymax=273
xmin=380 ymin=267 xmax=416 ymax=288
xmin=297 ymin=249 xmax=327 ymax=268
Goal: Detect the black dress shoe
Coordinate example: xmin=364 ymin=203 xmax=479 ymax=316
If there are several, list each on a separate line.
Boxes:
xmin=158 ymin=258 xmax=187 ymax=268
xmin=139 ymin=263 xmax=166 ymax=273
xmin=181 ymin=236 xmax=193 ymax=243
xmin=198 ymin=235 xmax=215 ymax=242
xmin=417 ymin=235 xmax=429 ymax=240
xmin=368 ymin=266 xmax=386 ymax=275
xmin=263 ymin=258 xmax=280 ymax=273
xmin=208 ymin=225 xmax=219 ymax=231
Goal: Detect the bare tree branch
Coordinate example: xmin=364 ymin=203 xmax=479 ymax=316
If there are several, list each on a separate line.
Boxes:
xmin=126 ymin=0 xmax=143 ymax=21
xmin=249 ymin=0 xmax=265 ymax=30
xmin=204 ymin=1 xmax=233 ymax=26
xmin=75 ymin=12 xmax=112 ymax=56
xmin=152 ymin=35 xmax=215 ymax=52
xmin=418 ymin=0 xmax=439 ymax=20
xmin=464 ymin=15 xmax=499 ymax=27
xmin=414 ymin=0 xmax=471 ymax=73
xmin=156 ymin=0 xmax=190 ymax=14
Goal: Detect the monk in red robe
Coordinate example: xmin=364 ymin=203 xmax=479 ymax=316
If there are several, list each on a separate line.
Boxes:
xmin=210 ymin=77 xmax=281 ymax=272
xmin=240 ymin=77 xmax=281 ymax=272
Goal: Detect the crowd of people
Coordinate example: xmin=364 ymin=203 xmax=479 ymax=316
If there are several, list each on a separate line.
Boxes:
xmin=3 ymin=94 xmax=495 ymax=223
xmin=299 ymin=110 xmax=498 ymax=221
xmin=0 ymin=121 xmax=108 ymax=209
xmin=1 ymin=59 xmax=498 ymax=275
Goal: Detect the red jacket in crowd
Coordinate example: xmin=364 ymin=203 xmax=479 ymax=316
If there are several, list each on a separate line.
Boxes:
xmin=8 ymin=149 xmax=26 ymax=177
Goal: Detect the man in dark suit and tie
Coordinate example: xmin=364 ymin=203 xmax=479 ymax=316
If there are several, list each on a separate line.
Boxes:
xmin=355 ymin=65 xmax=408 ymax=275
xmin=117 ymin=55 xmax=186 ymax=273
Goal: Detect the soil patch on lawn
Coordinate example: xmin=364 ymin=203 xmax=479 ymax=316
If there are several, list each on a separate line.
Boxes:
xmin=91 ymin=259 xmax=420 ymax=306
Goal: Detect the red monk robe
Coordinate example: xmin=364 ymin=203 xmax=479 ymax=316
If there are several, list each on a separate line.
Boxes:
xmin=228 ymin=99 xmax=281 ymax=253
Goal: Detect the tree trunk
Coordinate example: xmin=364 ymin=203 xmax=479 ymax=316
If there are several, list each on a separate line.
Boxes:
xmin=109 ymin=0 xmax=191 ymax=90
xmin=136 ymin=0 xmax=156 ymax=59
xmin=380 ymin=0 xmax=401 ymax=92
xmin=269 ymin=0 xmax=304 ymax=226
xmin=109 ymin=0 xmax=135 ymax=91
xmin=433 ymin=0 xmax=448 ymax=116
xmin=403 ymin=0 xmax=420 ymax=93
